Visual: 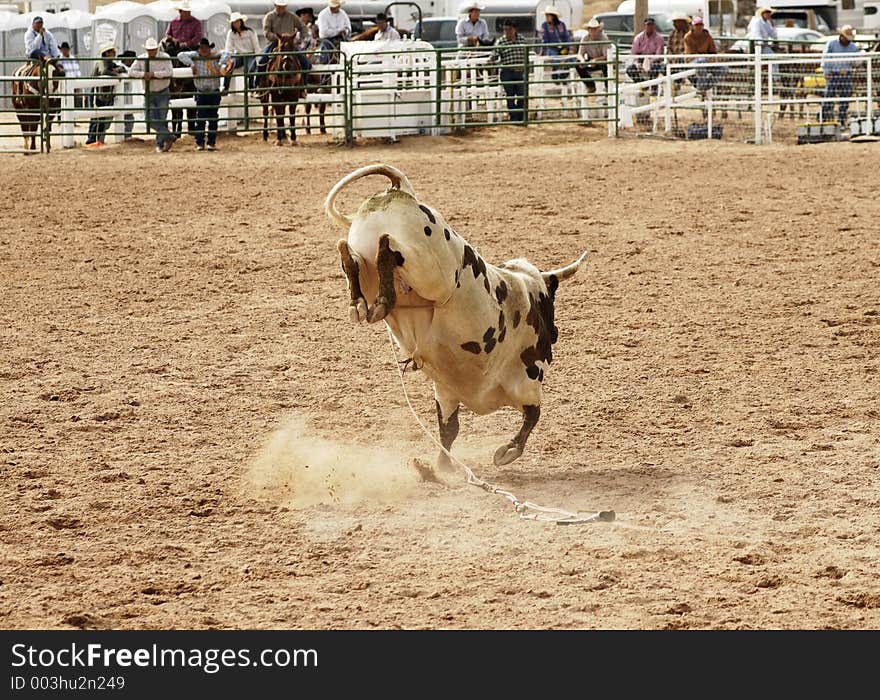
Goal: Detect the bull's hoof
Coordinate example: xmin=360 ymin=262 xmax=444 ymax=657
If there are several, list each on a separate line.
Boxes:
xmin=437 ymin=451 xmax=456 ymax=472
xmin=366 ymin=299 xmax=389 ymax=323
xmin=348 ymin=298 xmax=367 ymax=324
xmin=493 ymin=442 xmax=523 ymax=466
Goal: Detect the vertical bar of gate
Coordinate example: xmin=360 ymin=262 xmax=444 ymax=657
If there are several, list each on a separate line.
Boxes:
xmin=867 ymin=52 xmax=873 ymax=126
xmin=523 ymin=49 xmax=530 ymax=127
xmin=607 ymin=45 xmax=618 ymax=138
xmin=40 ymin=60 xmax=47 ymax=154
xmin=754 ymin=50 xmax=763 ymax=145
xmin=664 ymin=58 xmax=672 ymax=133
xmin=344 ymin=55 xmax=354 ymax=145
xmin=434 ymin=47 xmax=442 ymax=134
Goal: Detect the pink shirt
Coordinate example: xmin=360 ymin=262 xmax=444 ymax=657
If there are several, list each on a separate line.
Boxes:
xmin=631 ymin=30 xmax=665 ymax=57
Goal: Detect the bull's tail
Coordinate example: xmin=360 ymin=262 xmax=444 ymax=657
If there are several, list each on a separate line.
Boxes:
xmin=542 ymin=251 xmax=588 ymax=283
xmin=323 ymin=163 xmax=416 ymax=229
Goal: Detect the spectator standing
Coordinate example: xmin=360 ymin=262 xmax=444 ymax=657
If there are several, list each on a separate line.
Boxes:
xmin=85 ymin=43 xmax=124 ymax=148
xmin=59 ymin=41 xmax=82 ymax=109
xmin=164 ymin=1 xmax=203 ymax=51
xmin=223 ymin=12 xmax=261 ymax=92
xmin=24 ymin=16 xmax=60 ymax=60
xmin=626 ymin=17 xmax=665 ymax=83
xmin=127 ymin=37 xmax=175 ymax=153
xmin=178 ymin=38 xmax=233 ymax=151
xmin=456 ymin=3 xmax=490 ymax=48
xmin=821 ymin=25 xmax=861 ymax=126
xmin=491 ymin=20 xmax=527 ymax=123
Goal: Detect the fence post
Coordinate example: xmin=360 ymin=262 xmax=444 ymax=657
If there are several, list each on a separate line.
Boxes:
xmin=434 ymin=47 xmax=442 ymax=134
xmin=664 ymin=57 xmax=672 ymax=133
xmin=754 ymin=49 xmax=762 ymax=145
xmin=344 ymin=54 xmax=354 ymax=145
xmin=608 ymin=45 xmax=618 ymax=138
xmin=867 ymin=52 xmax=873 ymax=127
xmin=40 ymin=60 xmax=48 ymax=153
xmin=523 ymin=49 xmax=530 ymax=127
xmin=60 ymin=70 xmax=74 ymax=149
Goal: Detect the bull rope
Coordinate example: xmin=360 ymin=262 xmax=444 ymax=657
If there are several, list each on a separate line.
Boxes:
xmin=386 ymin=328 xmax=615 ymax=525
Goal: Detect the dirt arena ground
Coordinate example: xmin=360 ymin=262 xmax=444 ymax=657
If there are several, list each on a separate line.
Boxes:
xmin=1 ymin=126 xmax=878 ymax=630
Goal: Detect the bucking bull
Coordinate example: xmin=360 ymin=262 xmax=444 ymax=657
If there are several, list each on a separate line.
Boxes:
xmin=325 ymin=164 xmax=587 ymax=470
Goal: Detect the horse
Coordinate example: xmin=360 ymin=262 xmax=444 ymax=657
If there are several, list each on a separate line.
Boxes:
xmin=159 ymin=37 xmax=197 ymax=139
xmin=11 ymin=58 xmax=65 ymax=153
xmin=255 ymin=34 xmax=305 ymax=146
xmin=303 ymin=67 xmax=329 ymax=135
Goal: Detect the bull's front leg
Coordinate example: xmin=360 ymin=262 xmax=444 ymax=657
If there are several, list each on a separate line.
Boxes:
xmin=366 ymin=233 xmax=399 ymax=323
xmin=435 ymin=393 xmax=461 ymax=472
xmin=494 ymin=405 xmax=540 ymax=466
xmin=337 ymin=239 xmax=367 ymax=323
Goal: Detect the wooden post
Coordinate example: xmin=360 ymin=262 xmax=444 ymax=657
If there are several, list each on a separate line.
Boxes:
xmin=634 ymin=0 xmax=648 ymax=38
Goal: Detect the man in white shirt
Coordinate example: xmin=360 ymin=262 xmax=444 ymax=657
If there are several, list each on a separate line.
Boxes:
xmin=317 ymin=0 xmax=351 ymax=54
xmin=456 ymin=3 xmax=490 ymax=47
xmin=373 ymin=13 xmax=400 ymax=41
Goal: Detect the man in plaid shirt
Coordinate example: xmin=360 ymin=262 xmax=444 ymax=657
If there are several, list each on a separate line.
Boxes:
xmin=667 ymin=15 xmax=690 ymax=55
xmin=491 ymin=20 xmax=528 ymax=123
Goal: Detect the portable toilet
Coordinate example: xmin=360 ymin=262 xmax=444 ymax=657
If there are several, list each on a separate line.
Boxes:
xmin=191 ymin=0 xmax=231 ymax=52
xmin=58 ymin=9 xmax=93 ymax=58
xmin=42 ymin=12 xmax=72 ymax=49
xmin=0 ymin=11 xmax=19 ymax=99
xmin=146 ymin=0 xmax=179 ymax=41
xmin=5 ymin=12 xmax=35 ymax=62
xmin=92 ymin=1 xmax=160 ymax=54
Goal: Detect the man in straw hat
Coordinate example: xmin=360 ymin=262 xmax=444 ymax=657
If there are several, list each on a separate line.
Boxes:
xmin=256 ymin=1 xmax=308 ymax=81
xmin=667 ymin=13 xmax=690 ymax=56
xmin=178 ymin=37 xmax=233 ymax=151
xmin=164 ymin=0 xmax=202 ymax=52
xmin=821 ymin=25 xmax=861 ymax=126
xmin=747 ymin=7 xmax=777 ymax=53
xmin=85 ymin=43 xmax=125 ymax=148
xmin=456 ymin=2 xmax=490 ymax=47
xmin=128 ymin=37 xmax=175 ymax=153
xmin=317 ymin=0 xmax=352 ymax=54
xmin=576 ymin=18 xmax=611 ymax=94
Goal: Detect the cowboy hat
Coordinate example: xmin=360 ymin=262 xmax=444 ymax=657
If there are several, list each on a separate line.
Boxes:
xmin=229 ymin=11 xmax=247 ymax=23
xmin=144 ymin=37 xmax=159 ymax=50
xmin=98 ymin=42 xmax=116 ymax=55
xmin=670 ymin=13 xmax=691 ymax=21
xmin=543 ymin=5 xmax=561 ymax=17
xmin=177 ymin=0 xmax=192 ymax=10
xmin=755 ymin=6 xmax=774 ymax=16
xmin=460 ymin=1 xmax=483 ymax=12
xmin=838 ymin=24 xmax=855 ymax=38
xmin=328 ymin=0 xmax=343 ymax=6
xmin=583 ymin=18 xmax=603 ymax=29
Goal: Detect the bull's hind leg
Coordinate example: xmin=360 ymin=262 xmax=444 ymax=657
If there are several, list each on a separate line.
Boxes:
xmin=366 ymin=234 xmax=400 ymax=323
xmin=493 ymin=405 xmax=540 ymax=466
xmin=435 ymin=392 xmax=461 ymax=472
xmin=337 ymin=239 xmax=367 ymax=324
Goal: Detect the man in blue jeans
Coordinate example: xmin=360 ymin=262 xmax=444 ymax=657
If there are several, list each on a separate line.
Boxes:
xmin=491 ymin=20 xmax=528 ymax=123
xmin=178 ymin=38 xmax=233 ymax=151
xmin=128 ymin=38 xmax=175 ymax=152
xmin=821 ymin=25 xmax=861 ymax=126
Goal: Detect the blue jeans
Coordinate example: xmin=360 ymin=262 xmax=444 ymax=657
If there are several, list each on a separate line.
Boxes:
xmin=147 ymin=89 xmax=172 ymax=148
xmin=86 ymin=118 xmax=111 ymax=144
xmin=194 ymin=90 xmax=221 ymax=146
xmin=500 ymin=68 xmax=524 ymax=123
xmin=691 ymin=57 xmax=729 ymax=93
xmin=821 ymin=72 xmax=853 ymax=125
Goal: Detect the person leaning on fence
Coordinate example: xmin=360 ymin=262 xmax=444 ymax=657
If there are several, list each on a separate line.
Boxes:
xmin=257 ymin=1 xmax=308 ymax=83
xmin=747 ymin=7 xmax=777 ymax=55
xmin=576 ymin=18 xmax=610 ymax=94
xmin=223 ymin=12 xmax=261 ymax=94
xmin=164 ymin=1 xmax=203 ymax=52
xmin=177 ymin=38 xmax=233 ymax=151
xmin=491 ymin=20 xmax=528 ymax=124
xmin=85 ymin=43 xmax=125 ymax=148
xmin=626 ymin=17 xmax=665 ymax=86
xmin=24 ymin=16 xmax=61 ymax=60
xmin=456 ymin=3 xmax=491 ymax=48
xmin=118 ymin=50 xmax=137 ymax=140
xmin=684 ymin=16 xmax=728 ymax=93
xmin=127 ymin=37 xmax=175 ymax=153
xmin=667 ymin=14 xmax=690 ymax=56
xmin=821 ymin=25 xmax=861 ymax=127
xmin=317 ymin=0 xmax=351 ymax=55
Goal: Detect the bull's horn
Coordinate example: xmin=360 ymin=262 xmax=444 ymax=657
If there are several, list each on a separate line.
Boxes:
xmin=542 ymin=251 xmax=588 ymax=282
xmin=323 ymin=163 xmax=416 ymax=229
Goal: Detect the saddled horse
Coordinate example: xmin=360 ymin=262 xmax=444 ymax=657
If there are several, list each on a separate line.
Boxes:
xmin=256 ymin=34 xmax=305 ymax=145
xmin=301 ymin=35 xmax=344 ymax=135
xmin=159 ymin=37 xmax=197 ymax=139
xmin=11 ymin=58 xmax=65 ymax=153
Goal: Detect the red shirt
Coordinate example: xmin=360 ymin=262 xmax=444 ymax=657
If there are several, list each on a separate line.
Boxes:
xmin=164 ymin=16 xmax=202 ymax=49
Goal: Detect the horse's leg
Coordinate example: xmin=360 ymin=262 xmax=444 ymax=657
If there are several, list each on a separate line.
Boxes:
xmin=319 ymin=102 xmax=326 ymax=134
xmin=289 ymin=96 xmax=297 ymax=143
xmin=262 ymin=101 xmax=269 ymax=141
xmin=305 ymin=101 xmax=312 ymax=135
xmin=275 ymin=98 xmax=286 ymax=145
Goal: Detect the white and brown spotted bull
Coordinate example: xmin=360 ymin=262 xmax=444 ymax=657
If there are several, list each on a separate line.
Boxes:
xmin=325 ymin=164 xmax=587 ymax=469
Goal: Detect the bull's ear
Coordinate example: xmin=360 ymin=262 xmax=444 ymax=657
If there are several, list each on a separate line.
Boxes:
xmin=545 ymin=274 xmax=559 ymax=299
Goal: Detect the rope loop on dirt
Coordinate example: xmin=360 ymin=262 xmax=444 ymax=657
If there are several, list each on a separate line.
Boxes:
xmin=386 ymin=327 xmax=614 ymax=525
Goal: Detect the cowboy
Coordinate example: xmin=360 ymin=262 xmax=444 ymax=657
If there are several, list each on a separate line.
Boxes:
xmin=177 ymin=38 xmax=233 ymax=150
xmin=85 ymin=43 xmax=125 ymax=148
xmin=164 ymin=0 xmax=202 ymax=51
xmin=667 ymin=14 xmax=690 ymax=55
xmin=821 ymin=25 xmax=861 ymax=126
xmin=372 ymin=13 xmax=400 ymax=41
xmin=317 ymin=0 xmax=351 ymax=53
xmin=24 ymin=16 xmax=61 ymax=60
xmin=491 ymin=20 xmax=527 ymax=123
xmin=747 ymin=7 xmax=777 ymax=54
xmin=258 ymin=1 xmax=308 ymax=76
xmin=685 ymin=16 xmax=727 ymax=93
xmin=626 ymin=17 xmax=665 ymax=84
xmin=576 ymin=19 xmax=611 ymax=94
xmin=127 ymin=37 xmax=175 ymax=153
xmin=456 ymin=3 xmax=490 ymax=47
